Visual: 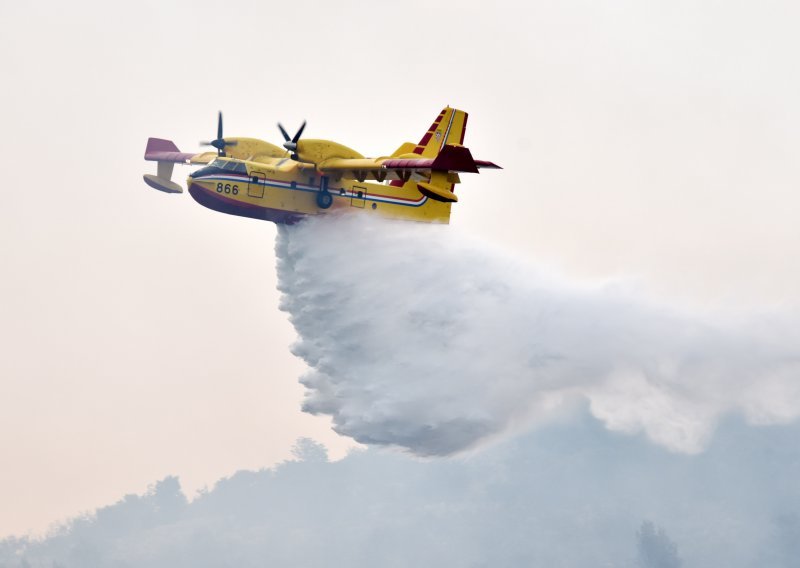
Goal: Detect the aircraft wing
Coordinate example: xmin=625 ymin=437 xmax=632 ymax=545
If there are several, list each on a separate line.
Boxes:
xmin=317 ymin=145 xmax=500 ymax=182
xmin=143 ymin=138 xmax=215 ymax=193
xmin=315 ymin=158 xmax=391 ymax=180
xmin=144 ymin=138 xmax=216 ymax=165
xmin=382 ymin=145 xmax=501 ymax=173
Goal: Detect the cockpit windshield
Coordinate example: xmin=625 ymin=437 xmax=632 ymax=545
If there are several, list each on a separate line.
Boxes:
xmin=190 ymin=158 xmax=248 ymax=178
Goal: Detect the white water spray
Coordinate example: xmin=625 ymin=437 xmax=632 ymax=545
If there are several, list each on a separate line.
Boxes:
xmin=276 ymin=214 xmax=800 ymax=456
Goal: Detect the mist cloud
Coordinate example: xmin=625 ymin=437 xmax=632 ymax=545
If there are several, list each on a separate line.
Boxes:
xmin=276 ymin=214 xmax=800 ymax=456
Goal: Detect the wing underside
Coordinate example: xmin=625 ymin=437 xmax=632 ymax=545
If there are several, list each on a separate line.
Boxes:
xmin=317 ymin=144 xmax=500 ymax=183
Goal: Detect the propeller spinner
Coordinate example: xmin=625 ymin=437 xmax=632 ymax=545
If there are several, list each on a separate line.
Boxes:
xmin=277 ymin=120 xmax=306 ymax=160
xmin=201 ymin=111 xmax=238 ymax=157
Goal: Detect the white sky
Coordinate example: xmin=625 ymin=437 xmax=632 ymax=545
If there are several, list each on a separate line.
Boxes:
xmin=1 ymin=0 xmax=799 ymax=536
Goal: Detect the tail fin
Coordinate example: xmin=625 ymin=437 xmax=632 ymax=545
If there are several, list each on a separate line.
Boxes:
xmin=388 ymin=107 xmax=469 ymax=188
xmin=412 ymin=107 xmax=468 ymax=158
xmin=385 ymin=107 xmax=483 ymax=223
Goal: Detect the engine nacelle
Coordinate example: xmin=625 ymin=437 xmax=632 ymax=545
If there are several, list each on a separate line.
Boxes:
xmin=295 ymin=139 xmax=364 ymax=166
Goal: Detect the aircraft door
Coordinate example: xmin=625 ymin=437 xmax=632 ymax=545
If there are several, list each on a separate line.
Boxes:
xmin=248 ymin=172 xmax=266 ymax=198
xmin=351 ymin=186 xmax=367 ymax=208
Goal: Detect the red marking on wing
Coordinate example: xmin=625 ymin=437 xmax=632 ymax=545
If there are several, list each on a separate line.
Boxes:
xmin=383 ymin=158 xmax=436 ymax=169
xmin=384 ymin=146 xmax=501 ymax=173
xmin=144 ymin=137 xmax=196 ymax=163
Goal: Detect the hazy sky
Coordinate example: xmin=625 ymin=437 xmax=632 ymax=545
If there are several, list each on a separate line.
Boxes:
xmin=2 ymin=0 xmax=800 ymax=537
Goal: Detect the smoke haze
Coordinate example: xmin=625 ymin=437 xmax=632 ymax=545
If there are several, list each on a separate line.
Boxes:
xmin=4 ymin=420 xmax=800 ymax=567
xmin=276 ymin=215 xmax=800 ymax=456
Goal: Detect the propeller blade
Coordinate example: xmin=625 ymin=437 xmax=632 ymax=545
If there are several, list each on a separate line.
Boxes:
xmin=217 ymin=111 xmax=223 ymax=140
xmin=224 ymin=140 xmax=237 ymax=146
xmin=292 ymin=121 xmax=306 ymax=143
xmin=278 ymin=123 xmax=291 ymax=142
xmin=278 ymin=121 xmax=307 ymax=158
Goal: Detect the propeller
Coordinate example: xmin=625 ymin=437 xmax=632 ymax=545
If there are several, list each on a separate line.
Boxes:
xmin=277 ymin=120 xmax=306 ymax=160
xmin=201 ymin=111 xmax=238 ymax=157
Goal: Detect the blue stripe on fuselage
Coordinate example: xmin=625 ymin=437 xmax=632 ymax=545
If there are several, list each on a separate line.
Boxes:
xmin=192 ymin=175 xmax=428 ymax=208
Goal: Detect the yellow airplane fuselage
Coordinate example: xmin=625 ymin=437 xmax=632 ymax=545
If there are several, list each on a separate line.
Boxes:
xmin=187 ymin=156 xmax=452 ymax=224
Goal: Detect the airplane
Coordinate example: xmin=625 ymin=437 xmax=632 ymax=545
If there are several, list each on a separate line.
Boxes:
xmin=143 ymin=107 xmax=500 ymax=224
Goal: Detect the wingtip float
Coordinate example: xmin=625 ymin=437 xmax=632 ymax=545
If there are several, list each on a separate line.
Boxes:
xmin=143 ymin=107 xmax=500 ymax=224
